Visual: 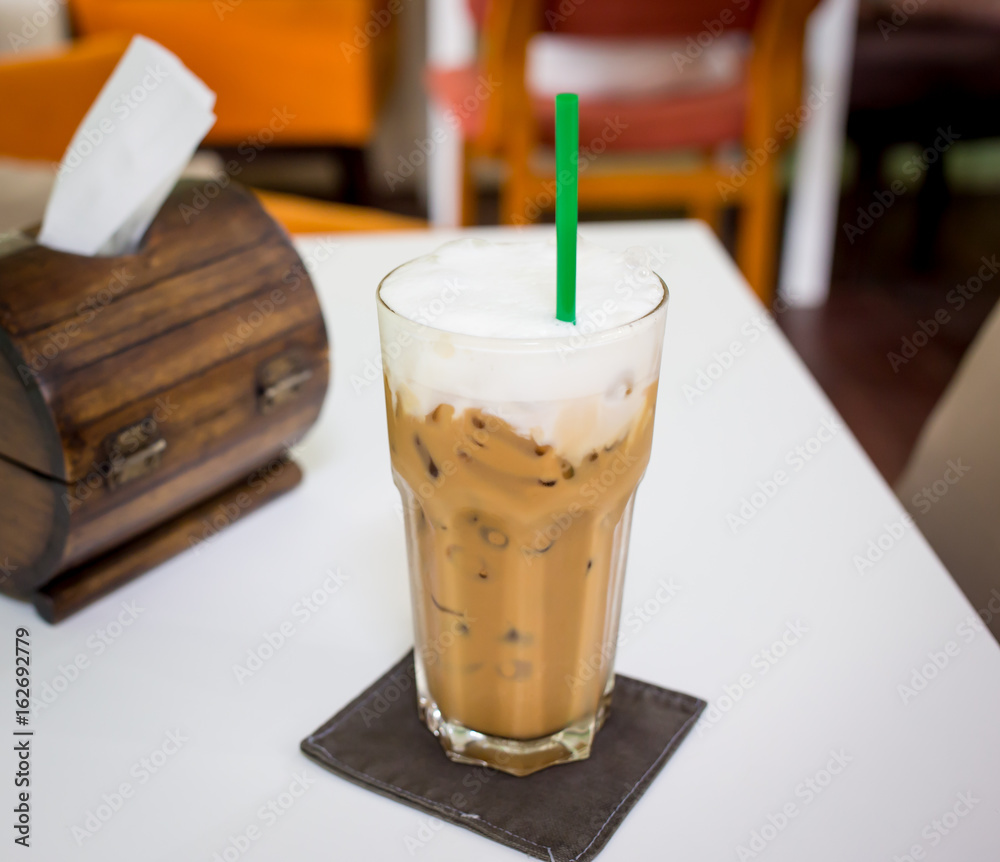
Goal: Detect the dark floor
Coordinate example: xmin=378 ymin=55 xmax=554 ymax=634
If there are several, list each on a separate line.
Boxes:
xmin=777 ymin=190 xmax=1000 ymax=485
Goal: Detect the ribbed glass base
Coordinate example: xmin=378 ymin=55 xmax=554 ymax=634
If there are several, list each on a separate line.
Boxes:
xmin=417 ymin=690 xmax=613 ymax=777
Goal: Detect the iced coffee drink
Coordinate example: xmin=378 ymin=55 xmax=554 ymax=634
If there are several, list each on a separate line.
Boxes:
xmin=377 ymin=237 xmax=667 ymax=776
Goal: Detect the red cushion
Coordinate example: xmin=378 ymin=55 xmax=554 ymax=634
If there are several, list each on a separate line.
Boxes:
xmin=467 ymin=0 xmax=761 ymax=36
xmin=427 ymin=65 xmax=748 ymax=152
xmin=540 ymin=0 xmax=760 ymax=37
xmin=425 ymin=66 xmax=487 ymax=138
xmin=533 ymin=82 xmax=747 ymax=151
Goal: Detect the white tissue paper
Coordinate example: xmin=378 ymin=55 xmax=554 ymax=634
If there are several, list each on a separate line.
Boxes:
xmin=38 ymin=35 xmax=216 ymax=256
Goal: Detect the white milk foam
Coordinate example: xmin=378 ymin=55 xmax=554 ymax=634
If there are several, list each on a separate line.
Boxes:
xmin=377 ymin=237 xmax=667 ymax=462
xmin=379 ymin=236 xmax=663 ymax=338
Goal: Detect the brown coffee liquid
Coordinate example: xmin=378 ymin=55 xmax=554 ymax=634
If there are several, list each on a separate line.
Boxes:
xmin=386 ymin=381 xmax=657 ymax=741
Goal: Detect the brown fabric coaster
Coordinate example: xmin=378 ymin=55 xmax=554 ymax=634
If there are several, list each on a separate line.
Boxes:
xmin=301 ymin=651 xmax=705 ymax=862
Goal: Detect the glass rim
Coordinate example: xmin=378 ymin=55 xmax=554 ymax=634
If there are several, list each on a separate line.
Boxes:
xmin=376 ymin=264 xmax=669 ymax=351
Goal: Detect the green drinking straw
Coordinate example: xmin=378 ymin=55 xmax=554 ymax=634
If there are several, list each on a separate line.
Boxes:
xmin=555 ymin=93 xmax=578 ymax=324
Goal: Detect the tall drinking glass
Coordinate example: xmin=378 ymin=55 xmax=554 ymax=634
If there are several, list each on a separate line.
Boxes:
xmin=377 ymin=242 xmax=667 ymax=776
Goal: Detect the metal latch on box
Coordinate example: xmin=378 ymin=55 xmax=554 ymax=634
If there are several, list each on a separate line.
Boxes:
xmin=104 ymin=421 xmax=167 ymax=489
xmin=257 ymin=353 xmax=313 ymax=414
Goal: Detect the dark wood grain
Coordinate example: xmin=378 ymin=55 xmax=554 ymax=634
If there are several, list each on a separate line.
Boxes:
xmin=52 ymin=269 xmax=324 ymax=431
xmin=0 ymin=455 xmax=66 ymax=596
xmin=16 ymin=236 xmax=297 ymax=377
xmin=0 ymin=186 xmax=274 ymax=335
xmin=0 ymin=333 xmax=59 ymax=477
xmin=61 ymin=323 xmax=328 ymax=516
xmin=63 ymin=370 xmax=326 ymax=569
xmin=0 ymin=181 xmax=330 ymax=615
xmin=33 ymin=460 xmax=304 ymax=623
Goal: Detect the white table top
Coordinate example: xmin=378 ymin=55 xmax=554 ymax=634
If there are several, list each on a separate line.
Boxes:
xmin=3 ymin=222 xmax=999 ymax=861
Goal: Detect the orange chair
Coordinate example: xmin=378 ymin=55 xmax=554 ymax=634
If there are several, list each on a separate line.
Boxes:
xmin=0 ymin=36 xmax=423 ymax=234
xmin=0 ymin=32 xmax=131 ymax=163
xmin=252 ymin=188 xmax=423 ymax=233
xmin=429 ymin=0 xmax=820 ymax=301
xmin=70 ymin=0 xmax=396 ymax=147
xmin=70 ymin=0 xmax=399 ymax=202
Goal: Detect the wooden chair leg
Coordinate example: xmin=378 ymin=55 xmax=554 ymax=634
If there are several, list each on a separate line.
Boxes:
xmin=500 ymin=171 xmax=534 ymax=225
xmin=460 ymin=142 xmax=478 ymax=227
xmin=499 ymin=121 xmax=538 ymax=225
xmin=736 ymin=161 xmax=779 ymax=304
xmin=690 ymin=199 xmax=721 ymax=235
xmin=500 ymin=163 xmax=537 ymax=225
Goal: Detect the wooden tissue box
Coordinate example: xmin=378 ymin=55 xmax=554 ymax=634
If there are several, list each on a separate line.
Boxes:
xmin=0 ymin=181 xmax=329 ymax=622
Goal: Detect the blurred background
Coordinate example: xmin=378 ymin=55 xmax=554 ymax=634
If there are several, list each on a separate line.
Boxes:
xmin=2 ymin=0 xmax=998 ymax=627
